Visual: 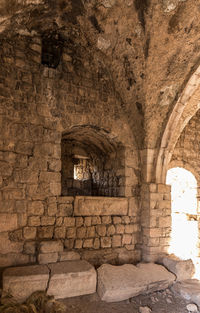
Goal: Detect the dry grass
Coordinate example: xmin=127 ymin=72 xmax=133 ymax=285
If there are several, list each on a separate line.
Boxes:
xmin=0 ymin=290 xmax=66 ymax=313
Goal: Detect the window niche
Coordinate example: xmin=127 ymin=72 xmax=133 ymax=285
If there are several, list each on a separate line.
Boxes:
xmin=61 ymin=127 xmax=125 ymax=197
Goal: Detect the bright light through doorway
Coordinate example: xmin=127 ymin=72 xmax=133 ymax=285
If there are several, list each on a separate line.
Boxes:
xmin=166 ymin=167 xmax=198 ymax=264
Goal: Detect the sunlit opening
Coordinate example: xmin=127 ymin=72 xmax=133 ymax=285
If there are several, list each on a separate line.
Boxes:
xmin=166 ymin=167 xmax=198 ymax=271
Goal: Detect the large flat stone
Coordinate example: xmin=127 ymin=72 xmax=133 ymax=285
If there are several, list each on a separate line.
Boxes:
xmin=3 ymin=264 xmax=49 ymax=302
xmin=47 ymin=260 xmax=96 ymax=299
xmin=161 ymin=254 xmax=195 ymax=281
xmin=172 ymin=279 xmax=200 ymax=306
xmin=97 ymin=263 xmax=175 ymax=302
xmin=74 ymin=196 xmax=128 ymax=216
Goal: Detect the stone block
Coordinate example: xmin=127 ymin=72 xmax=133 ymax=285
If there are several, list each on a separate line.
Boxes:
xmin=66 ymin=227 xmax=76 ymax=238
xmin=122 ymin=234 xmax=132 ymax=245
xmin=57 ymin=203 xmax=73 ymax=217
xmin=97 ymin=263 xmax=175 ymax=302
xmin=28 ymin=201 xmax=44 ymax=215
xmin=47 ymin=260 xmax=96 ymax=299
xmin=23 ymin=241 xmax=36 ymax=254
xmin=59 ymin=251 xmax=80 ymax=261
xmin=64 ymin=217 xmax=75 ymax=227
xmin=84 ymin=217 xmax=92 ymax=226
xmin=54 ymin=226 xmax=66 ymax=239
xmin=86 ymin=226 xmax=96 ymax=238
xmin=0 ymin=213 xmax=18 ymax=232
xmin=113 ymin=216 xmax=122 ymax=224
xmin=101 ymin=237 xmax=111 ymax=248
xmin=107 ymin=225 xmax=115 ymax=236
xmin=64 ymin=239 xmax=75 ymax=249
xmin=23 ymin=227 xmax=37 ymax=240
xmin=125 ymin=224 xmax=134 ymax=233
xmin=41 ymin=216 xmax=55 ymax=226
xmin=161 ymin=254 xmax=195 ymax=281
xmin=94 ymin=238 xmax=100 ymax=249
xmin=2 ymin=264 xmax=49 ymax=302
xmin=116 ymin=224 xmax=125 ymax=234
xmin=0 ymin=253 xmax=30 ymax=267
xmin=75 ymin=239 xmax=83 ymax=249
xmin=38 ymin=226 xmax=54 ymax=239
xmin=77 ymin=227 xmax=87 ymax=238
xmin=74 ymin=196 xmax=128 ymax=216
xmin=38 ymin=252 xmax=58 ymax=264
xmin=28 ymin=216 xmax=40 ymax=226
xmin=92 ymin=216 xmax=101 ymax=225
xmin=83 ymin=239 xmax=94 ymax=248
xmin=40 ymin=240 xmax=63 ymax=253
xmin=112 ymin=235 xmax=122 ymax=247
xmin=96 ymin=225 xmax=106 ymax=236
xmin=0 ymin=232 xmax=24 ymax=254
xmin=102 ymin=216 xmax=112 ymax=224
xmin=76 ymin=217 xmax=84 ymax=227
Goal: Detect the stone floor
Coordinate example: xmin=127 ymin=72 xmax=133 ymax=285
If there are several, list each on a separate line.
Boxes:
xmin=60 ymin=289 xmax=196 ymax=313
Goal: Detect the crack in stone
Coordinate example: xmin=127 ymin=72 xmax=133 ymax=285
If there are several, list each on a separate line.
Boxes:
xmin=46 ymin=264 xmax=52 ymax=293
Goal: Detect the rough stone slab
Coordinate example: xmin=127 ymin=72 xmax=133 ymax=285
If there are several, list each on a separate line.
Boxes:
xmin=40 ymin=240 xmax=63 ymax=253
xmin=47 ymin=260 xmax=96 ymax=299
xmin=97 ymin=263 xmax=175 ymax=302
xmin=161 ymin=254 xmax=195 ymax=281
xmin=74 ymin=196 xmax=128 ymax=216
xmin=172 ymin=279 xmax=200 ymax=306
xmin=3 ymin=264 xmax=49 ymax=302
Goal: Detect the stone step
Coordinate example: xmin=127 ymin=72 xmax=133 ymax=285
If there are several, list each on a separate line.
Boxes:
xmin=47 ymin=260 xmax=97 ymax=299
xmin=97 ymin=263 xmax=176 ymax=302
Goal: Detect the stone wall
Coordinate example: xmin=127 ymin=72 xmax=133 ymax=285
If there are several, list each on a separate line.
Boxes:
xmin=0 ymin=33 xmax=141 ymax=267
xmin=0 ymin=196 xmax=141 ymax=267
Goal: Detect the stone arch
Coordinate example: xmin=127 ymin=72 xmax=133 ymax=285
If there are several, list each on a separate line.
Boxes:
xmin=155 ymin=65 xmax=200 ymax=184
xmin=168 ymin=160 xmax=200 ymax=184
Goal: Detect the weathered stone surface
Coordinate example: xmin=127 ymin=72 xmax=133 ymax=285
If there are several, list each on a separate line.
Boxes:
xmin=74 ymin=196 xmax=128 ymax=216
xmin=172 ymin=279 xmax=200 ymax=306
xmin=40 ymin=240 xmax=63 ymax=253
xmin=38 ymin=252 xmax=58 ymax=264
xmin=97 ymin=263 xmax=175 ymax=302
xmin=0 ymin=213 xmax=18 ymax=232
xmin=0 ymin=232 xmax=23 ymax=254
xmin=161 ymin=255 xmax=195 ymax=281
xmin=3 ymin=265 xmax=49 ymax=302
xmin=47 ymin=260 xmax=96 ymax=299
xmin=59 ymin=251 xmax=80 ymax=261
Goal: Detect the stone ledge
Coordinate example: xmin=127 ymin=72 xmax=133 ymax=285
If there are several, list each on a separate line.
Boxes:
xmin=74 ymin=196 xmax=128 ymax=216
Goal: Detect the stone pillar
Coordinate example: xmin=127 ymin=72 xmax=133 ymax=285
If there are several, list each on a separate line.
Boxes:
xmin=141 ymin=183 xmax=171 ymax=262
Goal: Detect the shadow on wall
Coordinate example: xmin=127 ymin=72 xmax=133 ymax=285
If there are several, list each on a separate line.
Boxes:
xmin=61 ymin=125 xmax=125 ymax=197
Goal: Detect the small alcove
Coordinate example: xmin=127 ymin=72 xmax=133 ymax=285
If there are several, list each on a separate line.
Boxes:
xmin=61 ymin=126 xmax=125 ymax=197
